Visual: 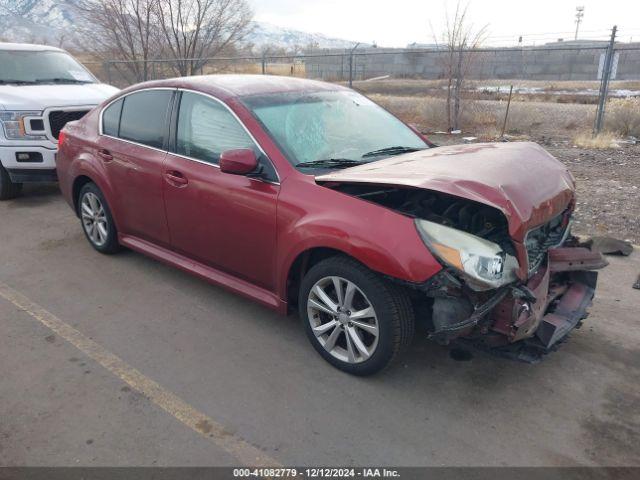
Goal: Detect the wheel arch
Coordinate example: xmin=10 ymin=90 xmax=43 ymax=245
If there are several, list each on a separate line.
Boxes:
xmin=285 ymin=246 xmax=371 ymax=311
xmin=72 ymin=175 xmax=95 ymax=216
xmin=70 ymin=170 xmax=122 ymax=234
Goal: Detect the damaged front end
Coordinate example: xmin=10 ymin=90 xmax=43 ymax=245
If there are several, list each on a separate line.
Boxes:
xmin=414 ymin=201 xmax=608 ymax=362
xmin=327 ymin=183 xmax=608 ymax=363
xmin=425 ymin=245 xmax=607 ymax=362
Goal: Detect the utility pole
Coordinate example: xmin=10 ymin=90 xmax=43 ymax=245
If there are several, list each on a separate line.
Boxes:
xmin=594 ymin=25 xmax=617 ymax=135
xmin=574 ymin=6 xmax=585 ymax=40
xmin=348 ymin=42 xmax=361 ymax=88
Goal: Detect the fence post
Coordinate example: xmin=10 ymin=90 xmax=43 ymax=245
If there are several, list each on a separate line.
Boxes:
xmin=261 ymin=51 xmax=266 ymax=75
xmin=349 ymin=43 xmax=361 ymax=88
xmin=500 ymin=85 xmax=514 ymax=138
xmin=103 ymin=61 xmax=112 ymax=85
xmin=594 ymin=25 xmax=617 ymax=135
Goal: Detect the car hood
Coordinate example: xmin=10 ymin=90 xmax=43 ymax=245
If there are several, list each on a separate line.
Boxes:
xmin=0 ymin=83 xmax=119 ymax=111
xmin=316 ymin=142 xmax=575 ymax=241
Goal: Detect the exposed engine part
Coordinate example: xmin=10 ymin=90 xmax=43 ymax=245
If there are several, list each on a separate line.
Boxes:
xmin=332 ymin=184 xmax=515 ymax=255
xmin=525 ymin=213 xmax=571 ymax=273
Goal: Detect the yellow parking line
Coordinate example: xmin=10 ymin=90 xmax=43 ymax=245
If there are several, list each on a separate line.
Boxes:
xmin=0 ymin=281 xmax=281 ymax=467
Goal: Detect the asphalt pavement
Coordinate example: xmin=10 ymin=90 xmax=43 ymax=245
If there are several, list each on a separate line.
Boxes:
xmin=1 ymin=184 xmax=638 ymax=466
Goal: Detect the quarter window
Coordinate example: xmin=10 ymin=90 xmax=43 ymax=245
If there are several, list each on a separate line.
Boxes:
xmin=175 ymin=92 xmax=254 ymax=164
xmin=102 ymin=98 xmax=123 ymax=137
xmin=118 ymin=90 xmax=173 ymax=149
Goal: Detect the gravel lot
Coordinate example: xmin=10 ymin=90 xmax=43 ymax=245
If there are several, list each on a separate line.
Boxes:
xmin=547 ymin=143 xmax=640 ymax=245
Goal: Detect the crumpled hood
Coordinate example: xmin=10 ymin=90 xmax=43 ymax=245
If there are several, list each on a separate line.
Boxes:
xmin=0 ymin=83 xmax=119 ymax=111
xmin=316 ymin=142 xmax=575 ymax=241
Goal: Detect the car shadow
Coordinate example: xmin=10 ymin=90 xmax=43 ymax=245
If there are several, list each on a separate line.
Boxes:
xmin=8 ymin=183 xmax=61 ymax=207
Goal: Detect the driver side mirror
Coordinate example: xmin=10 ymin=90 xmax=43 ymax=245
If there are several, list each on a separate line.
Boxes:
xmin=219 ymin=149 xmax=259 ymax=175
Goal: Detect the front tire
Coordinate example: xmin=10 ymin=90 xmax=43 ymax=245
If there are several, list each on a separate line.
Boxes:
xmin=78 ymin=183 xmax=120 ymax=254
xmin=299 ymin=256 xmax=414 ymax=376
xmin=0 ymin=164 xmax=23 ymax=200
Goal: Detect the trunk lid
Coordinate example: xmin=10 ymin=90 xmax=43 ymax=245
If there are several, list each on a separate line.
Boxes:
xmin=316 ymin=142 xmax=575 ymax=240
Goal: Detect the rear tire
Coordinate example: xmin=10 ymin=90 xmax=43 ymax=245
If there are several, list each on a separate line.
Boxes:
xmin=0 ymin=164 xmax=23 ymax=200
xmin=78 ymin=182 xmax=121 ymax=254
xmin=299 ymin=256 xmax=414 ymax=376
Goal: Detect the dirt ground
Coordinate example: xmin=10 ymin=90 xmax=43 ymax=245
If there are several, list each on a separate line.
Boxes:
xmin=546 ymin=142 xmax=640 ymax=245
xmin=428 ymin=134 xmax=640 ymax=244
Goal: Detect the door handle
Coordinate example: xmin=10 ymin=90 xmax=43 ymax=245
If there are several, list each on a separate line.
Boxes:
xmin=97 ymin=149 xmax=113 ymax=162
xmin=165 ymin=170 xmax=188 ymax=186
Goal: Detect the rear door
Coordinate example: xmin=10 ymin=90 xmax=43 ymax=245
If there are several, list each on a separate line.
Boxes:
xmin=162 ymin=91 xmax=280 ymax=290
xmin=98 ymin=89 xmax=174 ymax=246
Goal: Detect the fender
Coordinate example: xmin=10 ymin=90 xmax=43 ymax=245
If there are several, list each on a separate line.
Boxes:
xmin=275 ymin=178 xmax=443 ymax=300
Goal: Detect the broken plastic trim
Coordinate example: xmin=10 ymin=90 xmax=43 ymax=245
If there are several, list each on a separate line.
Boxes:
xmin=429 ymin=287 xmax=509 ymax=339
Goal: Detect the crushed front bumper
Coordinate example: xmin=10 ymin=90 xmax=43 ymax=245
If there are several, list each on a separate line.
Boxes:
xmin=434 ymin=246 xmax=608 ymax=362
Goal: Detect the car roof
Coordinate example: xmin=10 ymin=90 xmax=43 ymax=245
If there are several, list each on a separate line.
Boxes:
xmin=126 ymin=74 xmax=348 ymax=100
xmin=0 ymin=42 xmax=65 ymax=52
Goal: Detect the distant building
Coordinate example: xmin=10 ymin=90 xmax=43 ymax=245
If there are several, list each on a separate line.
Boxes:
xmin=544 ymin=39 xmax=609 ymax=47
xmin=406 ymin=42 xmax=442 ymax=49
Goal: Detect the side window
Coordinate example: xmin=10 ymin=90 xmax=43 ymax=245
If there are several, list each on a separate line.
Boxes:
xmin=175 ymin=92 xmax=255 ymax=164
xmin=119 ymin=90 xmax=173 ymax=149
xmin=102 ymin=98 xmax=123 ymax=137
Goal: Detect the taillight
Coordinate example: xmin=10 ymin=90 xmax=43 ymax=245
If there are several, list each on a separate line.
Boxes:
xmin=58 ymin=130 xmax=66 ymax=147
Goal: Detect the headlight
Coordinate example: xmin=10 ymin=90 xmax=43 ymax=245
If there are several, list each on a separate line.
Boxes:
xmin=415 ymin=219 xmax=519 ymax=290
xmin=0 ymin=111 xmax=46 ymax=140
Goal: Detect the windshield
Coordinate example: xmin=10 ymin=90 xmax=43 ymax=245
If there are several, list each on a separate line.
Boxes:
xmin=0 ymin=50 xmax=96 ymax=84
xmin=242 ymin=90 xmax=428 ymax=168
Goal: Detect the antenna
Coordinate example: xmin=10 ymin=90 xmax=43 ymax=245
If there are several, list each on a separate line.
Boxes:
xmin=574 ymin=6 xmax=585 ymax=40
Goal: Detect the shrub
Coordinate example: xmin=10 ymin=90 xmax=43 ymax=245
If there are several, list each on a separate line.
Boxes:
xmin=605 ymin=97 xmax=640 ymax=137
xmin=573 ymin=132 xmax=620 ymax=149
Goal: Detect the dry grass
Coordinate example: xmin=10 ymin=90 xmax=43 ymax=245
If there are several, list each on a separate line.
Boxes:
xmin=573 ymin=132 xmax=620 ymax=149
xmin=605 ymin=97 xmax=640 ymax=137
xmin=354 ymin=78 xmax=640 ymax=98
xmin=368 ymin=93 xmax=597 ymax=139
xmin=203 ymin=62 xmax=306 ymax=77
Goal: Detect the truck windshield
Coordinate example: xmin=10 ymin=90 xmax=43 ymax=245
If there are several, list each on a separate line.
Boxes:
xmin=0 ymin=50 xmax=96 ymax=85
xmin=242 ymin=90 xmax=428 ymax=168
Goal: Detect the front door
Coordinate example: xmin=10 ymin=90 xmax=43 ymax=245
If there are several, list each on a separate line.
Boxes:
xmin=163 ymin=91 xmax=279 ymax=290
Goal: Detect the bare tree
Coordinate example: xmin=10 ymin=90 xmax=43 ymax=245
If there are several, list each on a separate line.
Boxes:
xmin=77 ymin=0 xmax=162 ymax=83
xmin=432 ymin=1 xmax=487 ymax=132
xmin=155 ymin=0 xmax=253 ymax=76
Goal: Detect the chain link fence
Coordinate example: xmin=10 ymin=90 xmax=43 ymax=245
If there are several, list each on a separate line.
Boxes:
xmin=82 ymin=43 xmax=640 ymax=142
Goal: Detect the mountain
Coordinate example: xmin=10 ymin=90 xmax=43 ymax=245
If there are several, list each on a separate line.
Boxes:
xmin=245 ymin=22 xmax=359 ymax=50
xmin=0 ymin=0 xmax=359 ymax=51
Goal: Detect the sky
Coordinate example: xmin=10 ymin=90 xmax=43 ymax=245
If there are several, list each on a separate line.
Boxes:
xmin=251 ymin=0 xmax=640 ymax=47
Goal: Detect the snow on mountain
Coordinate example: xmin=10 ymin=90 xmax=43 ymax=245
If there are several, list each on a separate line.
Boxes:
xmin=246 ymin=21 xmax=359 ymax=50
xmin=0 ymin=0 xmax=360 ymax=51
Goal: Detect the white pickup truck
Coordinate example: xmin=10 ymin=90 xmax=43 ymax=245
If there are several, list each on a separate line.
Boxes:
xmin=0 ymin=43 xmax=118 ymax=199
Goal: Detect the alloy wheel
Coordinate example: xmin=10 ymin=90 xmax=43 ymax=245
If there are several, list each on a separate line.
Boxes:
xmin=81 ymin=192 xmax=109 ymax=247
xmin=307 ymin=276 xmax=379 ymax=364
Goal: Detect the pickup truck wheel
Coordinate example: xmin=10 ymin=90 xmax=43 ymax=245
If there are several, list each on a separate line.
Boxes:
xmin=78 ymin=183 xmax=120 ymax=254
xmin=0 ymin=164 xmax=23 ymax=200
xmin=299 ymin=256 xmax=414 ymax=376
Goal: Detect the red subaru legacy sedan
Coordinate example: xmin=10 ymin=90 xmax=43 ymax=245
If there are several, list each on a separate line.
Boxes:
xmin=56 ymin=75 xmax=607 ymax=375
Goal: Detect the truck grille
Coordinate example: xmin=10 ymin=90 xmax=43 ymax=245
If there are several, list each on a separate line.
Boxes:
xmin=48 ymin=110 xmax=90 ymax=140
xmin=525 ymin=212 xmax=570 ymax=273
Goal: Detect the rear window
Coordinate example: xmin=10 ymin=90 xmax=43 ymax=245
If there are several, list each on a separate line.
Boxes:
xmin=118 ymin=90 xmax=173 ymax=149
xmin=102 ymin=99 xmax=123 ymax=137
